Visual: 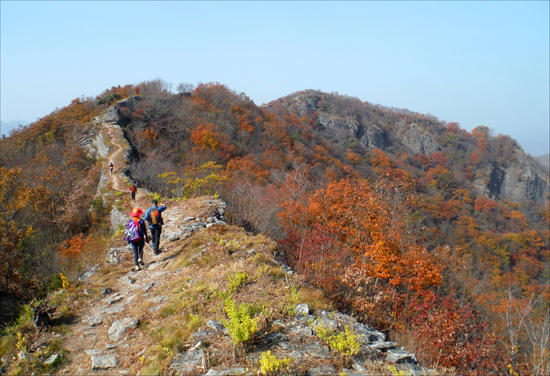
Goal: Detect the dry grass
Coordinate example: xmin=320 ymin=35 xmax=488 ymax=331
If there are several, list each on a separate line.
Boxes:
xmin=128 ymin=222 xmax=332 ymax=374
xmin=2 ymin=196 xmax=334 ymax=375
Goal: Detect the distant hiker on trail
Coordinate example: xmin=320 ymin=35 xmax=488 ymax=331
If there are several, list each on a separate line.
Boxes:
xmin=125 ymin=208 xmax=149 ymax=271
xmin=109 ymin=162 xmax=114 ymax=174
xmin=145 ymin=199 xmax=166 ymax=256
xmin=130 ymin=185 xmax=137 ymax=202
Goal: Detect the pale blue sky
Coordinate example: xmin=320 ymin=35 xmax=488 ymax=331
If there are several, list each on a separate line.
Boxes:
xmin=1 ymin=1 xmax=549 ymax=156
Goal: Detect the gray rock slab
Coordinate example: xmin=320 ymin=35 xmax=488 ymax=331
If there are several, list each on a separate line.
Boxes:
xmin=303 ymin=343 xmax=330 ymax=358
xmin=190 ymin=328 xmax=211 ymax=342
xmin=297 ymin=315 xmax=316 ymax=324
xmin=104 ymin=294 xmax=125 ymax=305
xmin=342 ymin=370 xmax=370 ymax=376
xmin=313 ymin=316 xmax=338 ymax=332
xmin=105 ymin=253 xmax=120 ymax=265
xmin=369 ymin=341 xmax=397 ymax=351
xmin=207 ymin=320 xmax=224 ymax=331
xmin=101 ymin=303 xmax=126 ymax=314
xmin=149 ymin=295 xmax=168 ymax=304
xmin=142 ymin=282 xmax=154 ymax=292
xmin=108 ymin=317 xmax=140 ymax=341
xmin=43 ymin=354 xmax=59 ymax=366
xmin=84 ymin=349 xmax=103 ymax=355
xmin=307 ymin=365 xmax=335 ymax=375
xmin=289 ymin=350 xmax=305 ymax=359
xmin=128 ymin=284 xmax=142 ymax=291
xmin=354 ymin=322 xmax=386 ymax=342
xmin=394 ymin=363 xmax=433 ymax=376
xmin=84 ymin=314 xmax=104 ymax=327
xmin=125 ymin=294 xmax=137 ymax=305
xmin=148 ymin=261 xmax=168 ymax=271
xmin=110 ymin=208 xmax=127 ymax=233
xmin=204 ymin=367 xmax=247 ymax=375
xmin=386 ymin=348 xmax=418 ymax=364
xmin=166 ymin=234 xmax=179 ymax=242
xmin=170 ymin=349 xmax=205 ymax=374
xmin=109 ymin=246 xmax=131 ymax=253
xmin=294 ymin=303 xmax=310 ymax=316
xmin=78 ymin=266 xmax=98 ymax=282
xmin=278 ymin=341 xmax=290 ymax=350
xmin=146 ymin=270 xmax=168 ymax=278
xmin=91 ymin=354 xmax=118 ymax=369
xmin=289 ymin=326 xmax=313 ymax=336
xmin=119 ymin=276 xmax=134 ymax=285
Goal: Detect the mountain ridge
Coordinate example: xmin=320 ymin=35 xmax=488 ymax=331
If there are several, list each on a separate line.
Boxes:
xmin=1 ymin=81 xmax=548 ymax=376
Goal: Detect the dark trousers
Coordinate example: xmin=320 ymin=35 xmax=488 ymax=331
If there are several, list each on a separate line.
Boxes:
xmin=131 ymin=191 xmax=136 ymax=201
xmin=131 ymin=238 xmax=144 ymax=265
xmin=150 ymin=227 xmax=162 ymax=253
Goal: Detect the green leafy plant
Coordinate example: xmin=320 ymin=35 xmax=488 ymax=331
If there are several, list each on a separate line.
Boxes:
xmin=222 ymin=297 xmax=258 ymax=345
xmin=259 ymin=350 xmax=291 ymax=375
xmin=388 ymin=365 xmax=409 ymax=375
xmin=227 ymin=272 xmax=247 ymax=293
xmin=283 ymin=286 xmax=300 ymax=315
xmin=310 ymin=319 xmax=361 ymax=357
xmin=258 ymin=264 xmax=269 ymax=277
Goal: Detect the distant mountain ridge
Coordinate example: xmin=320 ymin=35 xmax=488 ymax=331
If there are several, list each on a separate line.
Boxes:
xmin=1 ymin=119 xmax=30 ymax=137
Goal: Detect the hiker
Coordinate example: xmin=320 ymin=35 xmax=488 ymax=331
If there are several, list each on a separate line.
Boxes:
xmin=109 ymin=162 xmax=114 ymax=174
xmin=130 ymin=184 xmax=137 ymax=202
xmin=145 ymin=199 xmax=166 ymax=255
xmin=126 ymin=208 xmax=149 ymax=271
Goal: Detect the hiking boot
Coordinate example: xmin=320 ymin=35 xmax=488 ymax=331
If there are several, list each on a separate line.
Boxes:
xmin=135 ymin=265 xmax=141 ymax=271
xmin=138 ymin=259 xmax=145 ymax=266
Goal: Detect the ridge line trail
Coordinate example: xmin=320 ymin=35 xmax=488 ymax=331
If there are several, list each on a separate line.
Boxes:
xmin=103 ymin=124 xmax=146 ymax=205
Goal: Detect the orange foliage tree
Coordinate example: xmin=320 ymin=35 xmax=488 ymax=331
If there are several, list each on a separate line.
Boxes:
xmin=280 ymin=177 xmax=443 ymax=326
xmin=0 ymin=167 xmax=40 ymax=296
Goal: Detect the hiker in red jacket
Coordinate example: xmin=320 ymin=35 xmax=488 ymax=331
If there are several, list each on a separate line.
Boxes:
xmin=127 ymin=208 xmax=149 ymax=271
xmin=130 ymin=184 xmax=137 ymax=202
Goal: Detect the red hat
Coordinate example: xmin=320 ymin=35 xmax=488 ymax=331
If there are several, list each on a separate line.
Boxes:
xmin=131 ymin=208 xmax=143 ymax=217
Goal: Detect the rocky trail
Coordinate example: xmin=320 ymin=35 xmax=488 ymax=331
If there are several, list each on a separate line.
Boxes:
xmin=40 ymin=103 xmax=435 ymax=376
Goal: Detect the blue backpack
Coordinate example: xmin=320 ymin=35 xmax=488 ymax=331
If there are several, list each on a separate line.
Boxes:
xmin=125 ymin=219 xmax=141 ymax=242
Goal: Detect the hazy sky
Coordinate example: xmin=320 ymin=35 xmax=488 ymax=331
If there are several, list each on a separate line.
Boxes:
xmin=1 ymin=1 xmax=549 ymax=156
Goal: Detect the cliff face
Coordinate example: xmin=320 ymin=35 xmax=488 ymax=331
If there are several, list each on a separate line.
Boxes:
xmin=474 ymin=150 xmax=549 ymax=204
xmin=281 ymin=91 xmax=548 ymax=205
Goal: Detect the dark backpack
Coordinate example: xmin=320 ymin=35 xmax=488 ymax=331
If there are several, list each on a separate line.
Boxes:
xmin=125 ymin=219 xmax=141 ymax=242
xmin=149 ymin=209 xmax=163 ymax=226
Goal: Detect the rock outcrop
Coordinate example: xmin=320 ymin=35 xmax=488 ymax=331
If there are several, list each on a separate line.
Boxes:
xmin=280 ymin=91 xmax=548 ymax=205
xmin=473 ymin=148 xmax=549 ymax=204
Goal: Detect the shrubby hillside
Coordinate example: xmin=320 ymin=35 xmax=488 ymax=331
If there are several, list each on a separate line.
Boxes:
xmin=1 ymin=80 xmax=548 ymax=375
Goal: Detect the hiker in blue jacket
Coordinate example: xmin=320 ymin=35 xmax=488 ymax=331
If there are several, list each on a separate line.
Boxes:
xmin=144 ymin=199 xmax=167 ymax=255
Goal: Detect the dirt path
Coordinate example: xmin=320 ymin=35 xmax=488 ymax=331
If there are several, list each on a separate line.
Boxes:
xmin=57 ymin=112 xmax=224 ymax=375
xmin=103 ymin=124 xmax=146 ymax=204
